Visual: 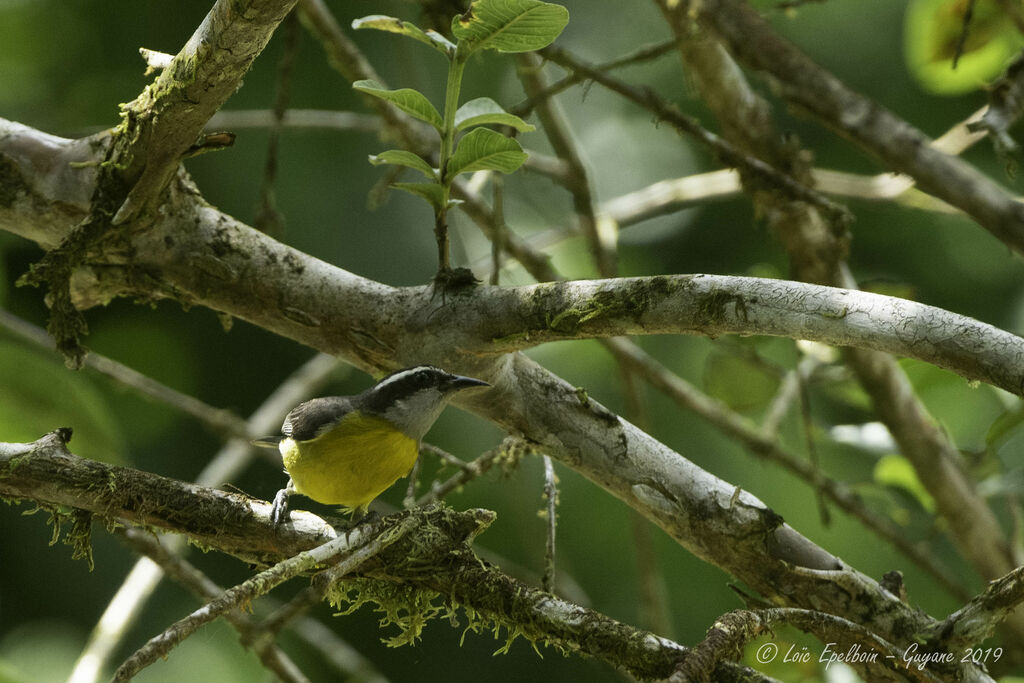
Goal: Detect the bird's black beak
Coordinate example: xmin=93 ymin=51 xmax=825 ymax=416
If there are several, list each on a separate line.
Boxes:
xmin=448 ymin=375 xmax=490 ymax=391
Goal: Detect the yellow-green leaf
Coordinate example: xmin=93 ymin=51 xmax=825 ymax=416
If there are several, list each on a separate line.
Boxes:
xmin=447 ymin=127 xmax=528 ymax=177
xmin=455 ymin=97 xmax=536 ymax=133
xmin=352 ymin=15 xmax=455 ymax=55
xmin=452 ymin=0 xmax=569 ymax=55
xmin=369 ymin=150 xmax=436 ymax=179
xmin=353 ymin=80 xmax=444 ymax=130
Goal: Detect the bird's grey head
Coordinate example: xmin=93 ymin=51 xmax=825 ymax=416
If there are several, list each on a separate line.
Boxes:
xmin=362 ymin=366 xmax=489 ymax=439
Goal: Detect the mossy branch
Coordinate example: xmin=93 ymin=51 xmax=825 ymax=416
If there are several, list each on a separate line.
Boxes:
xmin=0 ymin=430 xmax=771 ymax=681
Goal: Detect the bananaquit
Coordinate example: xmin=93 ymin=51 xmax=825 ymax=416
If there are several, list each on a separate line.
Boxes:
xmin=254 ymin=365 xmax=489 ymax=524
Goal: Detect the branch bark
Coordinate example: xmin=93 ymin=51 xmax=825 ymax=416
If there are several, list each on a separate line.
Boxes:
xmin=4 ymin=120 xmax=1022 ymax=395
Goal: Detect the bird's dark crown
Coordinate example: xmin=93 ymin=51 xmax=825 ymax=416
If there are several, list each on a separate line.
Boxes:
xmin=362 ymin=365 xmax=451 ymax=411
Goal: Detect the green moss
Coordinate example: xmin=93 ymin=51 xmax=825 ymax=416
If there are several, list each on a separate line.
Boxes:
xmin=328 ymin=576 xmax=561 ymax=657
xmin=321 ymin=506 xmax=560 ymax=655
xmin=548 ymin=288 xmax=623 ymax=333
xmin=697 ymin=290 xmax=749 ymax=324
xmin=329 ymin=578 xmax=447 ymax=647
xmin=42 ymin=505 xmax=95 ymax=570
xmin=1 ymin=451 xmax=34 ymax=477
xmin=822 ymin=305 xmax=848 ymax=319
xmin=550 ymin=276 xmax=685 ymax=335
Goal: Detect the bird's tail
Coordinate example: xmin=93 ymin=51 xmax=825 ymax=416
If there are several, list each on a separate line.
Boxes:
xmin=251 ymin=436 xmax=282 ymax=449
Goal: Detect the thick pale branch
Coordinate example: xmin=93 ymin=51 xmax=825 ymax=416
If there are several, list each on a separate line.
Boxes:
xmin=4 ymin=120 xmax=1021 ymax=394
xmin=478 ymin=275 xmax=1024 ymax=396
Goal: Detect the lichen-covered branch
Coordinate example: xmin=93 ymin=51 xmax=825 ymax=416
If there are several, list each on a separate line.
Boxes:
xmin=477 ymin=275 xmax=1024 ymax=395
xmin=0 ymin=430 xmax=336 ymax=565
xmin=928 ymin=565 xmax=1024 ymax=653
xmin=2 ymin=431 xmax=775 ymax=681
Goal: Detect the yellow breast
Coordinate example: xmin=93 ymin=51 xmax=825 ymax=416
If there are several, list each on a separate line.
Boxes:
xmin=279 ymin=412 xmax=419 ymax=512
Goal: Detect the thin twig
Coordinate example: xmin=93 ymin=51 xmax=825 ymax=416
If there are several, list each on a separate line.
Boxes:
xmin=255 ymin=11 xmax=301 ymax=235
xmin=539 ymin=45 xmax=853 ymax=227
xmin=117 ymin=528 xmax=310 ymax=683
xmin=207 ymin=109 xmax=381 ymax=133
xmin=415 ymin=443 xmax=513 ymax=507
xmin=952 ymin=0 xmax=978 ymax=70
xmin=491 ymin=174 xmax=504 ymax=285
xmin=0 ymin=308 xmax=250 ymax=440
xmin=421 ymin=443 xmax=475 ymax=473
xmin=512 ymin=37 xmax=680 ymax=118
xmin=516 ymin=52 xmax=613 ymax=276
xmin=111 ymin=516 xmax=418 ymax=682
xmin=297 ymin=0 xmax=432 ymax=152
xmin=541 ymin=455 xmax=558 ymax=593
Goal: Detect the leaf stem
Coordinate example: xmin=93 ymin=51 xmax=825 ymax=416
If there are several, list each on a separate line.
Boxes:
xmin=436 ymin=53 xmax=467 ymax=272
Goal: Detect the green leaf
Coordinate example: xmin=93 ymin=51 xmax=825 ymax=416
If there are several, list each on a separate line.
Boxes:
xmin=452 ymin=0 xmax=569 ymax=55
xmin=393 ymin=182 xmax=447 ymax=211
xmin=874 ymin=454 xmax=936 ymax=513
xmin=455 ymin=97 xmax=536 ymax=133
xmin=447 ymin=127 xmax=528 ymax=177
xmin=352 ymin=80 xmax=444 ymax=130
xmin=352 ymin=15 xmax=455 ymax=54
xmin=904 ymin=0 xmax=1022 ymax=95
xmin=369 ymin=150 xmax=436 ymax=179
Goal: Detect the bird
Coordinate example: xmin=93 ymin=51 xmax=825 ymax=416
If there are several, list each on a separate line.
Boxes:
xmin=253 ymin=365 xmax=490 ymax=524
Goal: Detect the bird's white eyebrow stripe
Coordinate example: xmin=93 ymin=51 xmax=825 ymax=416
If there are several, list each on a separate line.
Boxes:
xmin=374 ymin=366 xmax=433 ymax=390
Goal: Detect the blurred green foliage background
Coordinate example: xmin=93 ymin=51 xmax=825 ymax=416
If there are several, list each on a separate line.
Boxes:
xmin=2 ymin=0 xmax=1024 ymax=681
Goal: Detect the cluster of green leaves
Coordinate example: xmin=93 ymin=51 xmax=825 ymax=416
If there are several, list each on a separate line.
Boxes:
xmin=352 ymin=0 xmax=568 ymax=270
